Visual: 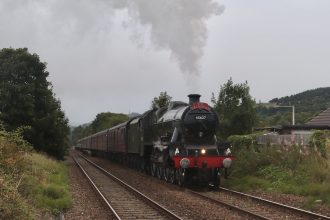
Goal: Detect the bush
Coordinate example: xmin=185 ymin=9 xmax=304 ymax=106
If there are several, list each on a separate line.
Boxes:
xmin=0 ymin=126 xmax=35 ymax=219
xmin=227 ymin=134 xmax=257 ymax=152
xmin=226 ymin=133 xmax=330 ymax=208
xmin=20 ymin=153 xmax=72 ymax=214
xmin=309 ymin=130 xmax=330 ymax=158
xmin=0 ymin=125 xmax=72 ymax=218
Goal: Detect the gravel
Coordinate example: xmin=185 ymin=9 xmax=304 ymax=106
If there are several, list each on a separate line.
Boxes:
xmin=65 ymin=150 xmax=330 ymax=219
xmin=251 ymin=190 xmax=330 ymax=217
xmin=83 ymin=153 xmax=254 ymax=220
xmin=64 ymin=154 xmax=114 ymax=220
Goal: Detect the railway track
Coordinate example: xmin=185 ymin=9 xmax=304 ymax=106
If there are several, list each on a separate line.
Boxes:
xmin=186 ymin=186 xmax=330 ymax=220
xmin=73 ymin=154 xmax=183 ymax=220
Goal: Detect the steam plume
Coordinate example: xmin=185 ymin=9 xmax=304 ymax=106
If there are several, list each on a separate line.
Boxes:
xmin=0 ymin=0 xmax=224 ymax=77
xmin=109 ymin=0 xmax=224 ymax=76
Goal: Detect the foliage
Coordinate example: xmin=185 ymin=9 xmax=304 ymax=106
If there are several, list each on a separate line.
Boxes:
xmin=90 ymin=112 xmax=128 ymax=133
xmin=0 ymin=126 xmax=71 ymax=219
xmin=151 ymin=91 xmax=172 ymax=109
xmin=212 ymin=78 xmax=257 ymax=139
xmin=0 ymin=127 xmax=33 ymax=219
xmin=257 ymin=87 xmax=330 ymax=126
xmin=270 ymin=87 xmax=330 ymax=113
xmin=309 ymin=130 xmax=330 ymax=158
xmin=0 ymin=48 xmax=69 ymax=159
xmin=225 ymin=140 xmax=330 ymax=208
xmin=227 ymin=134 xmax=256 ymax=152
xmin=71 ymin=112 xmax=128 ymax=144
xmin=20 ymin=153 xmax=72 ymax=214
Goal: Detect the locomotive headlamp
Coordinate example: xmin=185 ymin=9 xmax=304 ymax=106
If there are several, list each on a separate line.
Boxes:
xmin=201 ymin=149 xmax=206 ymax=154
xmin=223 ymin=158 xmax=232 ymax=168
xmin=180 ymin=158 xmax=190 ymax=169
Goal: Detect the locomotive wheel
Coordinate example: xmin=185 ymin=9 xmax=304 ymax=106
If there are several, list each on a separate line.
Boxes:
xmin=213 ymin=172 xmax=220 ymax=187
xmin=151 ymin=163 xmax=157 ymax=177
xmin=165 ymin=167 xmax=175 ymax=183
xmin=157 ymin=165 xmax=163 ymax=180
xmin=177 ymin=169 xmax=185 ymax=187
xmin=164 ymin=167 xmax=169 ymax=182
xmin=169 ymin=168 xmax=176 ymax=184
xmin=139 ymin=158 xmax=145 ymax=172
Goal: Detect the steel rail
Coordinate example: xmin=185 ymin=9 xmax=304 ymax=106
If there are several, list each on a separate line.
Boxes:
xmin=187 ymin=189 xmax=271 ymax=220
xmin=72 ymin=156 xmax=121 ymax=220
xmin=78 ymin=153 xmax=183 ymax=220
xmin=218 ymin=186 xmax=330 ymax=220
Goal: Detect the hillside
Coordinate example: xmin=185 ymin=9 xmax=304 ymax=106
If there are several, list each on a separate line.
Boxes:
xmin=257 ymin=87 xmax=330 ymax=126
xmin=270 ymin=87 xmax=330 ymax=114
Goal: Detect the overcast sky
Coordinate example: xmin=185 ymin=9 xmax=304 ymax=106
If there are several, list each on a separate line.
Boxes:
xmin=1 ymin=0 xmax=330 ymax=125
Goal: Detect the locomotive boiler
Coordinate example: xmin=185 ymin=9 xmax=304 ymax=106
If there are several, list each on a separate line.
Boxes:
xmin=150 ymin=94 xmax=233 ymax=186
xmin=76 ymin=94 xmax=233 ymax=186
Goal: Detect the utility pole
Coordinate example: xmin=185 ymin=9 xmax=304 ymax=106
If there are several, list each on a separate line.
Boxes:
xmin=261 ymin=103 xmax=295 ymax=125
xmin=278 ymin=105 xmax=295 ymax=125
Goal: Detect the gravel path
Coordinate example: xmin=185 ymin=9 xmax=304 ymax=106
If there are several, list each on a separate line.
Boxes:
xmin=251 ymin=190 xmax=330 ymax=217
xmin=65 ymin=150 xmax=330 ymax=219
xmin=64 ymin=155 xmax=115 ymax=220
xmin=83 ymin=154 xmax=253 ymax=219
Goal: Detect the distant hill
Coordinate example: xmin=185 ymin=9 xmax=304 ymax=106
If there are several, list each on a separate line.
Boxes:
xmin=257 ymin=87 xmax=330 ymax=126
xmin=128 ymin=112 xmax=141 ymax=119
xmin=269 ymin=87 xmax=330 ymax=114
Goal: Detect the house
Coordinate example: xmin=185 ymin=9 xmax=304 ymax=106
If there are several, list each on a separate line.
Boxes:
xmin=306 ymin=107 xmax=330 ymax=126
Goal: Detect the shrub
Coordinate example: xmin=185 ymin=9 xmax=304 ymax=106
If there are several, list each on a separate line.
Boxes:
xmin=309 ymin=130 xmax=330 ymax=158
xmin=226 ymin=133 xmax=330 ymax=208
xmin=0 ymin=124 xmax=72 ymax=217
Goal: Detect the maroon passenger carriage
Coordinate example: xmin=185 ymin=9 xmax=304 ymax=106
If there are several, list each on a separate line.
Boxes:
xmin=76 ymin=94 xmax=234 ymax=186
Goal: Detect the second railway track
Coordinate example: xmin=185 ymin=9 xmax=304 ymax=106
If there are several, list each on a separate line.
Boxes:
xmin=73 ymin=154 xmax=182 ymax=220
xmin=186 ymin=186 xmax=330 ymax=220
xmin=73 ymin=152 xmax=330 ymax=220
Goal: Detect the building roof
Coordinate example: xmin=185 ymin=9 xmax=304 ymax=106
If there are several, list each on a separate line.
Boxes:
xmin=307 ymin=107 xmax=330 ymax=126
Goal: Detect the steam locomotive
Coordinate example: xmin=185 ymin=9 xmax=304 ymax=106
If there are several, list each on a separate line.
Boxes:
xmin=76 ymin=94 xmax=233 ymax=186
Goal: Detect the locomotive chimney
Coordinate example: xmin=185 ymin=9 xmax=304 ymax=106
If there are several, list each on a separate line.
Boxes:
xmin=188 ymin=94 xmax=201 ymax=104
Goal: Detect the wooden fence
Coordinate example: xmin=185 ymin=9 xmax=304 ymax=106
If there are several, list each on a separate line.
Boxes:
xmin=256 ymin=133 xmax=312 ymax=147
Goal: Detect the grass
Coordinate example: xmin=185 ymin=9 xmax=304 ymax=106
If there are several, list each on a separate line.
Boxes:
xmin=225 ymin=143 xmax=330 ymax=209
xmin=20 ymin=153 xmax=72 ymax=215
xmin=0 ymin=126 xmax=72 ymax=219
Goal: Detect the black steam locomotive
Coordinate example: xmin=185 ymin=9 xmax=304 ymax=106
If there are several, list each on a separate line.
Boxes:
xmin=76 ymin=94 xmax=233 ymax=186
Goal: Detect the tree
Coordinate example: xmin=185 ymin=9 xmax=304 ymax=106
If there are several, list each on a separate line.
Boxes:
xmin=151 ymin=91 xmax=172 ymax=109
xmin=71 ymin=112 xmax=128 ymax=145
xmin=212 ymin=78 xmax=257 ymax=139
xmin=0 ymin=48 xmax=69 ymax=159
xmin=90 ymin=112 xmax=128 ymax=133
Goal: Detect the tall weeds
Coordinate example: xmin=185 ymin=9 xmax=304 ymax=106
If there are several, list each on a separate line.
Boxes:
xmin=227 ymin=133 xmax=330 ymax=208
xmin=0 ymin=125 xmax=71 ymax=219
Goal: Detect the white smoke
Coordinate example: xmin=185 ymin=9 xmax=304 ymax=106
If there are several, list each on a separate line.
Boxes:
xmin=0 ymin=0 xmax=224 ymax=77
xmin=108 ymin=0 xmax=224 ymax=76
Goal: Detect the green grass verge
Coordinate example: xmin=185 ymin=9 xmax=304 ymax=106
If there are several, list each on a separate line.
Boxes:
xmin=20 ymin=153 xmax=72 ymax=215
xmin=225 ymin=144 xmax=330 ymax=209
xmin=0 ymin=127 xmax=72 ymax=219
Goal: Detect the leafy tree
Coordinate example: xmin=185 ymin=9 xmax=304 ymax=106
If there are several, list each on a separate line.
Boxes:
xmin=90 ymin=112 xmax=128 ymax=133
xmin=256 ymin=87 xmax=330 ymax=126
xmin=212 ymin=78 xmax=257 ymax=139
xmin=0 ymin=48 xmax=69 ymax=159
xmin=71 ymin=112 xmax=128 ymax=144
xmin=71 ymin=125 xmax=87 ymax=145
xmin=151 ymin=91 xmax=172 ymax=109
